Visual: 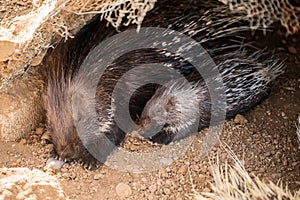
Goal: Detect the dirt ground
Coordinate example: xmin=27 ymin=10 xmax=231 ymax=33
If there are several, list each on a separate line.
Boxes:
xmin=0 ymin=31 xmax=300 ymax=199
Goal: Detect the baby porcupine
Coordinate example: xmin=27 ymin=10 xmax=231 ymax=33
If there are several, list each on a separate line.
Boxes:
xmin=140 ymin=51 xmax=284 ymax=144
xmin=44 ymin=0 xmax=284 ymax=169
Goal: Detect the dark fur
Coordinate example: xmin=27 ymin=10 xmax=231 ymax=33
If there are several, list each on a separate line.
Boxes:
xmin=43 ymin=16 xmax=119 ymax=168
xmin=43 ymin=0 xmax=267 ymax=169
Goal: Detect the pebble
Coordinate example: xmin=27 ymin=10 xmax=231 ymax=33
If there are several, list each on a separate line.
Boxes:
xmin=160 ymin=158 xmax=173 ymax=165
xmin=163 ymin=188 xmax=171 ymax=195
xmin=234 ymin=114 xmax=248 ymax=124
xmin=166 ymin=167 xmax=171 ymax=172
xmin=1 ymin=167 xmax=8 ymax=175
xmin=147 ymin=194 xmax=158 ymax=200
xmin=19 ymin=139 xmax=26 ymax=145
xmin=177 ymin=165 xmax=188 ymax=176
xmin=141 ymin=177 xmax=147 ymax=183
xmin=202 ymin=187 xmax=211 ymax=193
xmin=165 ymin=180 xmax=172 ymax=185
xmin=46 ymin=158 xmax=65 ymax=170
xmin=149 ymin=185 xmax=157 ymax=193
xmin=197 ymin=174 xmax=206 ymax=180
xmin=35 ymin=127 xmax=44 ymax=135
xmin=69 ymin=172 xmax=77 ymax=179
xmin=140 ymin=184 xmax=147 ymax=190
xmin=93 ymin=174 xmax=103 ymax=180
xmin=160 ymin=169 xmax=169 ymax=178
xmin=116 ymin=183 xmax=132 ymax=198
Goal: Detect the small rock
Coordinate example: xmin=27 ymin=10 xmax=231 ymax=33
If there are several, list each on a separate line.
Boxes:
xmin=1 ymin=167 xmax=8 ymax=175
xmin=163 ymin=188 xmax=171 ymax=195
xmin=258 ymin=167 xmax=266 ymax=173
xmin=116 ymin=183 xmax=132 ymax=198
xmin=93 ymin=174 xmax=103 ymax=180
xmin=202 ymin=187 xmax=211 ymax=193
xmin=140 ymin=184 xmax=147 ymax=190
xmin=69 ymin=172 xmax=77 ymax=179
xmin=141 ymin=177 xmax=147 ymax=183
xmin=160 ymin=168 xmax=168 ymax=178
xmin=149 ymin=185 xmax=157 ymax=193
xmin=132 ymin=182 xmax=138 ymax=189
xmin=147 ymin=194 xmax=157 ymax=200
xmin=177 ymin=165 xmax=188 ymax=175
xmin=46 ymin=158 xmax=65 ymax=170
xmin=11 ymin=162 xmax=18 ymax=167
xmin=234 ymin=114 xmax=248 ymax=124
xmin=165 ymin=180 xmax=171 ymax=185
xmin=19 ymin=139 xmax=26 ymax=145
xmin=160 ymin=158 xmax=173 ymax=165
xmin=35 ymin=127 xmax=44 ymax=135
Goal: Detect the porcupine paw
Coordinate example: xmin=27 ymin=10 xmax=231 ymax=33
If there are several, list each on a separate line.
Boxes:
xmin=149 ymin=130 xmax=176 ymax=145
xmin=80 ymin=154 xmax=101 ymax=170
xmin=50 ymin=147 xmax=101 ymax=170
xmin=50 ymin=148 xmax=75 ymax=165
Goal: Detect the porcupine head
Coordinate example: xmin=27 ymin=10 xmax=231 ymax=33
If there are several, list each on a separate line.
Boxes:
xmin=139 ymin=79 xmax=209 ymax=144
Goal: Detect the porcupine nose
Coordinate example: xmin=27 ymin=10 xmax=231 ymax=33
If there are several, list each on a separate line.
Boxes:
xmin=138 ymin=116 xmax=159 ymax=138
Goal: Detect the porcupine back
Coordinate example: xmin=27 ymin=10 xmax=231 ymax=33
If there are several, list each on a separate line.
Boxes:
xmin=96 ymin=0 xmax=259 ymax=120
xmin=216 ymin=51 xmax=284 ymax=118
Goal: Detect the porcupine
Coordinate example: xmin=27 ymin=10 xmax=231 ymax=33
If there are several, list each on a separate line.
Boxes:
xmin=139 ymin=51 xmax=284 ymax=144
xmin=44 ymin=0 xmax=284 ymax=169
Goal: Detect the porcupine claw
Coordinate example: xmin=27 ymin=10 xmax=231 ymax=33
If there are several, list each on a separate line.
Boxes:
xmin=50 ymin=148 xmax=59 ymax=159
xmin=82 ymin=162 xmax=98 ymax=170
xmin=81 ymin=155 xmax=101 ymax=170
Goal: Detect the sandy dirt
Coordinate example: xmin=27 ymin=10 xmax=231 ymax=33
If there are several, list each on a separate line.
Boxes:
xmin=0 ymin=31 xmax=299 ymax=199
